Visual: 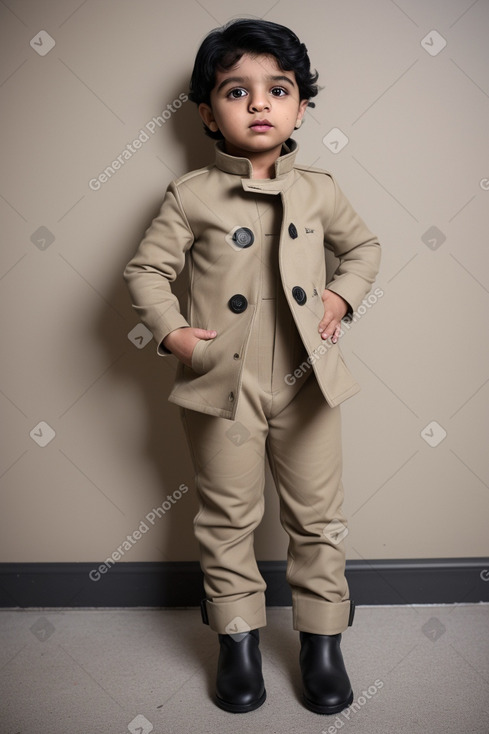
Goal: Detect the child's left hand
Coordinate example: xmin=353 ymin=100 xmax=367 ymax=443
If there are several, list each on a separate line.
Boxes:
xmin=318 ymin=290 xmax=349 ymax=344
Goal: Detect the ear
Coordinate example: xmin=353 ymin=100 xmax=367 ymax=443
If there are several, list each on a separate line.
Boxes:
xmin=199 ymin=103 xmax=219 ymax=133
xmin=295 ymin=98 xmax=309 ymax=127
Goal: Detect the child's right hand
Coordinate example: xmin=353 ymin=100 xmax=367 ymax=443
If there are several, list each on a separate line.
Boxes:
xmin=162 ymin=327 xmax=217 ymax=368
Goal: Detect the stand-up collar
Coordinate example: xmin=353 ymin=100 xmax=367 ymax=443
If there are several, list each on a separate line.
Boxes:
xmin=214 ymin=139 xmax=298 ymax=178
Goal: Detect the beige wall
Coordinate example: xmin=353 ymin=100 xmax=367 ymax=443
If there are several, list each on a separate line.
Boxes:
xmin=1 ymin=0 xmax=488 ymax=566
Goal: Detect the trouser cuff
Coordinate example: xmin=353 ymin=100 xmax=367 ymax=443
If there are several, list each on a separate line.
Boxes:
xmin=200 ymin=591 xmax=267 ymax=634
xmin=293 ymin=593 xmax=355 ymax=634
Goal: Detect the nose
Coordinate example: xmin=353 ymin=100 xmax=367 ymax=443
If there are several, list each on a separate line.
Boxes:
xmin=248 ymin=90 xmax=270 ymax=112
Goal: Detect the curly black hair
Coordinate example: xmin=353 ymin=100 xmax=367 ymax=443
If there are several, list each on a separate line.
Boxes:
xmin=189 ymin=18 xmax=319 ymax=139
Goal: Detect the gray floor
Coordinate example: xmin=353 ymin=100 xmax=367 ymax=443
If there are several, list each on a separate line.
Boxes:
xmin=1 ymin=604 xmax=488 ymax=734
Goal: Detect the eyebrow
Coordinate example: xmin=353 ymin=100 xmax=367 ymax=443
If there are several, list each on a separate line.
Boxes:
xmin=215 ymin=74 xmax=296 ymax=93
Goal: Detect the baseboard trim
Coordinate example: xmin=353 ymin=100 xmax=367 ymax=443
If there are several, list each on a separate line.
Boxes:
xmin=0 ymin=558 xmax=488 ymax=608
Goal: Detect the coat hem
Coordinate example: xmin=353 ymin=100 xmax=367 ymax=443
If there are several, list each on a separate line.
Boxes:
xmin=168 ymin=394 xmax=234 ymax=420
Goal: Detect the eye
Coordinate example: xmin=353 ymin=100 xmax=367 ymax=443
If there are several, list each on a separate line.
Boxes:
xmin=227 ymin=88 xmax=247 ymax=99
xmin=271 ymin=87 xmax=287 ymax=97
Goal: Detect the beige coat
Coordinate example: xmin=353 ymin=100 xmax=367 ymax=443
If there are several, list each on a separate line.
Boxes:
xmin=124 ymin=140 xmax=381 ymax=420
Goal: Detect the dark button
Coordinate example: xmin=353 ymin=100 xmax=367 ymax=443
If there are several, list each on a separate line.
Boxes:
xmin=292 ymin=286 xmax=307 ymax=305
xmin=288 ymin=223 xmax=298 ymax=239
xmin=228 ymin=392 xmax=235 ymax=402
xmin=233 ymin=353 xmax=240 ymax=360
xmin=228 ymin=294 xmax=248 ymax=313
xmin=232 ymin=227 xmax=254 ymax=248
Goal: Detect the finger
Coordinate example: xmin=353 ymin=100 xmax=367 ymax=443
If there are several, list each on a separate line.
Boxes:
xmin=318 ymin=314 xmax=333 ymax=334
xmin=320 ymin=317 xmax=341 ymax=340
xmin=319 ymin=316 xmax=335 ymax=337
xmin=331 ymin=324 xmax=341 ymax=344
xmin=193 ymin=328 xmax=217 ymax=340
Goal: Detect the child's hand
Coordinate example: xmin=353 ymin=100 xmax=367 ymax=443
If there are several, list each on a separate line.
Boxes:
xmin=163 ymin=327 xmax=217 ymax=368
xmin=318 ymin=290 xmax=348 ymax=344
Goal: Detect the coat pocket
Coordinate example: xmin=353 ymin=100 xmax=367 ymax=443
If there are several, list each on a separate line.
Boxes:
xmin=190 ymin=338 xmax=209 ymax=375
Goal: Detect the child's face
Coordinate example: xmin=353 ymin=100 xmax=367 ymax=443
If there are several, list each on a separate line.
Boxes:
xmin=199 ymin=53 xmax=308 ymax=161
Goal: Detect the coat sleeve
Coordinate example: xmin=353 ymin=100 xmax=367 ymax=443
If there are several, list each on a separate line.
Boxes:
xmin=323 ymin=175 xmax=381 ymax=315
xmin=123 ymin=182 xmax=194 ymax=354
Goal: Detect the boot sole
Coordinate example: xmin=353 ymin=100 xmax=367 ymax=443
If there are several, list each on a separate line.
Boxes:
xmin=302 ymin=689 xmax=353 ymax=715
xmin=215 ymin=689 xmax=267 ymax=713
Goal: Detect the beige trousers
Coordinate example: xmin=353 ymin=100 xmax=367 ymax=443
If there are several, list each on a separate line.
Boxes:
xmin=181 ymin=281 xmax=354 ymax=636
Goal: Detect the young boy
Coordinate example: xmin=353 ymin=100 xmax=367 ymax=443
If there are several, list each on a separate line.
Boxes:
xmin=124 ymin=19 xmax=380 ymax=715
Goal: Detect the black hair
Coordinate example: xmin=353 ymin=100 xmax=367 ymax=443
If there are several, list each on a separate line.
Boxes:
xmin=189 ymin=18 xmax=319 ymax=139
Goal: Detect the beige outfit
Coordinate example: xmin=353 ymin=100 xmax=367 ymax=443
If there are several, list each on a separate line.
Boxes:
xmin=124 ymin=140 xmax=381 ymax=420
xmin=124 ymin=140 xmax=380 ymax=634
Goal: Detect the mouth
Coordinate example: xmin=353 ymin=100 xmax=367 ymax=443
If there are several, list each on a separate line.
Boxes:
xmin=250 ymin=119 xmax=273 ymax=132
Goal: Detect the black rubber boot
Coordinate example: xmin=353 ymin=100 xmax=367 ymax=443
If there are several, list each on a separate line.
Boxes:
xmin=299 ymin=632 xmax=353 ymax=714
xmin=215 ymin=629 xmax=266 ymax=713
